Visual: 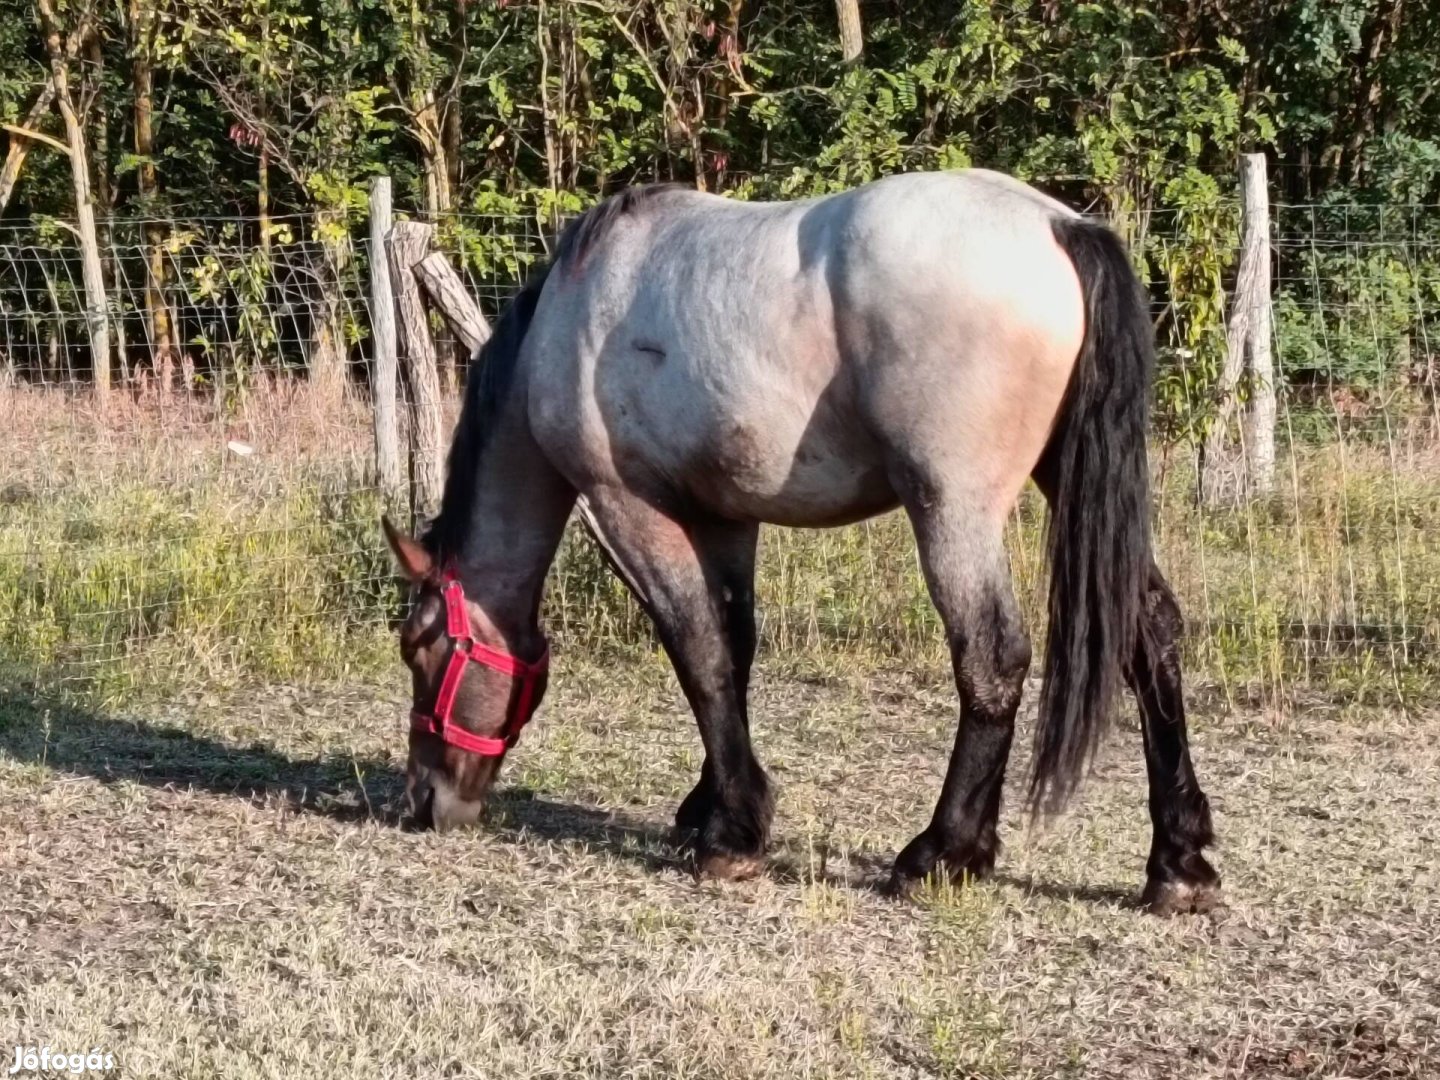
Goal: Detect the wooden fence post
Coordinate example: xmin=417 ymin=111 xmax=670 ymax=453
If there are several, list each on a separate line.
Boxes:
xmin=1203 ymin=152 xmax=1275 ymax=505
xmin=1240 ymin=153 xmax=1276 ymax=495
xmin=368 ymin=177 xmax=403 ymax=508
xmin=388 ymin=220 xmax=444 ymax=525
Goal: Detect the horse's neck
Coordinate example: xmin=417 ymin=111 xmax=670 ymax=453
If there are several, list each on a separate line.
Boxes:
xmin=449 ymin=421 xmax=575 ymax=645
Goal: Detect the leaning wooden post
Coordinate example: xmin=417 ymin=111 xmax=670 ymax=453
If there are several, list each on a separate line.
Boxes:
xmin=368 ymin=178 xmax=403 ymax=509
xmin=387 ymin=220 xmax=444 ymax=526
xmin=414 ymin=251 xmax=491 ymax=358
xmin=1239 ymin=153 xmax=1275 ymax=495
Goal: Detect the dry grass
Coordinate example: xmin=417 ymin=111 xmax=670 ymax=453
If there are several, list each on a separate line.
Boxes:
xmin=3 ymin=659 xmax=1437 ymax=1078
xmin=5 ymin=382 xmax=1439 ymax=709
xmin=4 ymin=383 xmax=1439 ymax=1075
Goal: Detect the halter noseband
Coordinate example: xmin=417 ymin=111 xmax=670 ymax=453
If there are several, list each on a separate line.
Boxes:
xmin=408 ymin=569 xmax=548 ymax=757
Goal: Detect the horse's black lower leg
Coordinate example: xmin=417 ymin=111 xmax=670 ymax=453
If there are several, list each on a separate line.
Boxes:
xmin=676 ymin=568 xmax=757 ymax=838
xmin=1130 ymin=566 xmax=1222 ymax=914
xmin=888 ymin=501 xmax=1030 ymax=896
xmin=585 ymin=495 xmax=770 ymax=878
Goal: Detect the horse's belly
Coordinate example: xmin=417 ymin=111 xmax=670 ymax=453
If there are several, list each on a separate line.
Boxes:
xmin=716 ymin=462 xmax=899 ymax=527
xmin=687 ymin=412 xmax=899 ymax=528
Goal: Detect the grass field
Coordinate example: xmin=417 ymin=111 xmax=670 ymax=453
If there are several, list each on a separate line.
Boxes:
xmin=3 ymin=662 xmax=1437 ymax=1078
xmin=4 ymin=384 xmax=1438 ymax=707
xmin=3 ymin=385 xmax=1439 ymax=1077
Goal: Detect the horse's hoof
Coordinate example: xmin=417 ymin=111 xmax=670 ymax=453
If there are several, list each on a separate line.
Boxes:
xmin=887 ymin=831 xmax=996 ymax=901
xmin=884 ymin=863 xmax=993 ymax=902
xmin=1142 ymin=877 xmax=1224 ymax=916
xmin=883 ymin=870 xmax=922 ymax=901
xmin=696 ymin=851 xmax=765 ymax=882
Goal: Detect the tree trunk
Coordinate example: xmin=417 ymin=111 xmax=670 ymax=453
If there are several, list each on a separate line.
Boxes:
xmin=413 ymin=83 xmax=459 ymax=396
xmin=0 ymin=81 xmax=58 ymax=215
xmin=537 ymin=0 xmax=560 ymax=204
xmin=835 ymin=0 xmax=863 ymax=64
xmin=308 ymin=209 xmax=349 ymax=403
xmin=86 ymin=35 xmax=111 ymax=216
xmin=400 ymin=16 xmax=459 ymax=395
xmin=37 ymin=0 xmax=109 ymax=408
xmin=1343 ymin=0 xmax=1405 ymax=185
xmin=130 ymin=0 xmax=176 ymax=394
xmin=87 ymin=34 xmax=130 ymax=386
xmin=2 ymin=9 xmax=91 ymax=217
xmin=415 ymin=88 xmax=453 ymax=219
xmin=444 ymin=0 xmax=465 ymax=202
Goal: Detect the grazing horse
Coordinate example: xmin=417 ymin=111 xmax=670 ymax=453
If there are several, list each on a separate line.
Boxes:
xmin=382 ymin=169 xmax=1221 ymax=914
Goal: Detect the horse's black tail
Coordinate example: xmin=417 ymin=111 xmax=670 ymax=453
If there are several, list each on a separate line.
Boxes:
xmin=1030 ymin=216 xmax=1156 ymax=815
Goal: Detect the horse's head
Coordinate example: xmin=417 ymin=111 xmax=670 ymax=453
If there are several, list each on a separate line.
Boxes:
xmin=382 ymin=516 xmax=549 ymax=832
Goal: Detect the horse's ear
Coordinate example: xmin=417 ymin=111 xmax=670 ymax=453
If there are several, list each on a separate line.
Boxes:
xmin=382 ymin=515 xmax=432 ymax=582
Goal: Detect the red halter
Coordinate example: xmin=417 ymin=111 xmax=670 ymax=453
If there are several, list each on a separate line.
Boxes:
xmin=408 ymin=569 xmax=549 ymax=757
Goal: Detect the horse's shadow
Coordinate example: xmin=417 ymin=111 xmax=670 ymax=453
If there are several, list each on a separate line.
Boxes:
xmin=0 ymin=687 xmax=405 ymax=821
xmin=0 ymin=689 xmax=1138 ymax=905
xmin=0 ymin=688 xmax=680 ymax=870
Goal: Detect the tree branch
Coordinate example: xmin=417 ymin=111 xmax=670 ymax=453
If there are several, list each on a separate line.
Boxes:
xmin=1 ymin=123 xmax=72 ymax=156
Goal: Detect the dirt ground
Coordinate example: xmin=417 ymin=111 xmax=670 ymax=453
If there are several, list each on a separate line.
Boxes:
xmin=2 ymin=659 xmax=1437 ymax=1079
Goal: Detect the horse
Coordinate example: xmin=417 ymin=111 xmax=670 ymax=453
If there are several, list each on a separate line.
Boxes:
xmin=381 ymin=169 xmax=1221 ymax=915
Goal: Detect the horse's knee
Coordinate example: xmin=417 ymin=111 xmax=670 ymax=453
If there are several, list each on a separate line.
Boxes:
xmin=1143 ymin=567 xmax=1184 ymax=644
xmin=952 ymin=594 xmax=1031 ymax=719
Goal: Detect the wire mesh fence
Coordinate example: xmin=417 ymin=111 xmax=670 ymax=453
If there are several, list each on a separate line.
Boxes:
xmin=1 ymin=197 xmax=1438 ymax=709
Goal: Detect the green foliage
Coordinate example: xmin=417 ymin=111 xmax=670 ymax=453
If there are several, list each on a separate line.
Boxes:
xmin=4 ymin=0 xmax=1435 ymax=221
xmin=1278 ymin=248 xmax=1439 ymax=393
xmin=1148 ymin=170 xmax=1240 ymax=444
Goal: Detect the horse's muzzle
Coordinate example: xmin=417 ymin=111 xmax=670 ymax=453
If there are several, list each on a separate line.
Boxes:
xmin=405 ymin=761 xmax=487 ymax=833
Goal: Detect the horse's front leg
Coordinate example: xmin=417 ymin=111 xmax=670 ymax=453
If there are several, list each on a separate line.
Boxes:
xmin=583 ymin=492 xmax=770 ymax=879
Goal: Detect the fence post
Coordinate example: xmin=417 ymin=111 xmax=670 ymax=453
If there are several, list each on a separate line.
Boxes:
xmin=388 ymin=219 xmax=445 ymax=526
xmin=368 ymin=177 xmax=403 ymax=508
xmin=1239 ymin=153 xmax=1276 ymax=495
xmin=1203 ymin=152 xmax=1275 ymax=505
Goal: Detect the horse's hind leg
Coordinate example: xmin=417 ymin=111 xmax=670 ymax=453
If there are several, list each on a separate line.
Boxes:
xmin=1130 ymin=566 xmax=1222 ymax=914
xmin=582 ymin=492 xmax=770 ymax=879
xmin=887 ymin=491 xmax=1031 ymax=896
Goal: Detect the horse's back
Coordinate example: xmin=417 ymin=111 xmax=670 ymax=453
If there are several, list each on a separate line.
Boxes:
xmin=527 ymin=171 xmax=1086 ymax=527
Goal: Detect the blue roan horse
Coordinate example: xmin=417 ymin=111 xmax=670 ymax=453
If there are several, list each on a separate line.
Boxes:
xmin=382 ymin=169 xmax=1220 ymax=915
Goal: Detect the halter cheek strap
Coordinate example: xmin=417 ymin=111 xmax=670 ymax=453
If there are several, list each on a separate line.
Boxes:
xmin=409 ymin=570 xmax=549 ymax=757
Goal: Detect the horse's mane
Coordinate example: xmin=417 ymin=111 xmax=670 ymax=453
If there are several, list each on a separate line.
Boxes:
xmin=421 ymin=183 xmax=683 ymax=564
xmin=420 ymin=263 xmax=551 ymax=564
xmin=554 ymin=182 xmax=686 ymax=267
